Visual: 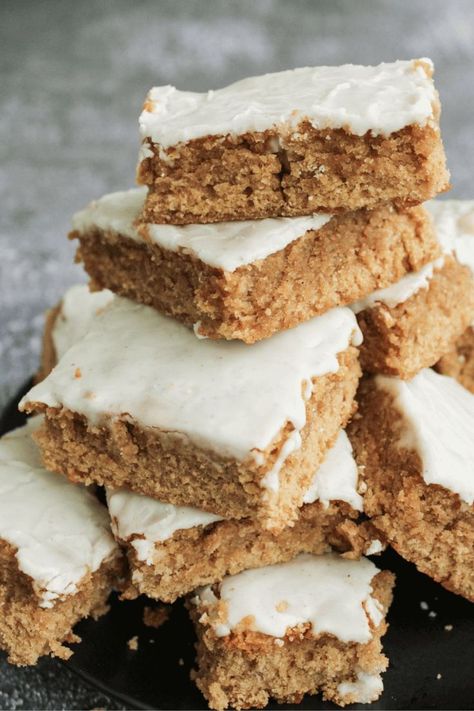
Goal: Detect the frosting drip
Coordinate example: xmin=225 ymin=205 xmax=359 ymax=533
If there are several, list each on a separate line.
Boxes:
xmin=139 ymin=60 xmax=436 ymax=148
xmin=337 ymin=672 xmax=384 ymax=704
xmin=302 ymin=430 xmax=362 ymax=510
xmin=194 ymin=553 xmax=383 ymax=643
xmin=0 ymin=418 xmax=118 ymax=608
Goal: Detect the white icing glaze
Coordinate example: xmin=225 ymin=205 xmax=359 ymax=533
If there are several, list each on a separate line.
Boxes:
xmin=376 ymin=368 xmax=474 ymax=505
xmin=139 ymin=59 xmax=436 ymax=149
xmin=337 ymin=672 xmax=384 ymax=704
xmin=302 ymin=430 xmax=363 ymax=510
xmin=105 ymin=430 xmax=362 ymax=562
xmin=106 ymin=488 xmax=223 ymax=564
xmin=145 ymin=213 xmax=332 ymax=272
xmin=365 ymin=539 xmax=384 ymax=555
xmin=0 ymin=418 xmax=118 ymax=608
xmin=72 ymin=188 xmax=332 ymax=272
xmin=426 ymin=198 xmax=474 ymax=275
xmin=52 ymin=284 xmax=114 ymax=360
xmin=194 ymin=553 xmax=382 ymax=643
xmin=22 ymin=299 xmax=361 ymax=474
xmin=260 ymin=430 xmax=302 ymax=492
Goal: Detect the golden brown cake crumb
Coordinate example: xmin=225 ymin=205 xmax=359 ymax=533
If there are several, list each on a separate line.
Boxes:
xmin=356 ymin=257 xmax=474 ymax=379
xmin=127 ymin=635 xmax=139 ymax=651
xmin=138 ymin=123 xmax=448 ymax=224
xmin=143 ymin=605 xmax=170 ymax=628
xmin=0 ymin=541 xmax=123 ymax=666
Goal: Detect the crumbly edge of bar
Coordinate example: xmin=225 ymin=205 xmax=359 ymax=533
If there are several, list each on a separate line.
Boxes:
xmin=117 ymin=501 xmax=380 ymax=603
xmin=348 ymin=378 xmax=474 ymax=602
xmin=435 ymin=325 xmax=474 ymax=394
xmin=24 ymin=346 xmax=360 ymax=531
xmin=188 ymin=569 xmax=394 ymax=710
xmin=137 ymin=119 xmax=449 ymax=224
xmin=357 ymin=256 xmax=474 ymax=379
xmin=72 ymin=204 xmax=439 ymax=344
xmin=0 ymin=539 xmax=123 ymax=665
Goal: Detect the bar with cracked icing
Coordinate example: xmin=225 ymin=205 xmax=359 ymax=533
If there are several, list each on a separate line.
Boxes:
xmin=189 ymin=553 xmax=394 ymax=709
xmin=71 ymin=188 xmax=440 ymax=343
xmin=137 ymin=59 xmax=449 ymax=224
xmin=106 ymin=431 xmax=382 ymax=602
xmin=349 ymin=368 xmax=474 ymax=601
xmin=352 ymin=199 xmax=474 ymax=379
xmin=0 ymin=417 xmax=122 ymax=665
xmin=21 ymin=297 xmax=362 ymax=529
xmin=435 ymin=199 xmax=474 ymax=392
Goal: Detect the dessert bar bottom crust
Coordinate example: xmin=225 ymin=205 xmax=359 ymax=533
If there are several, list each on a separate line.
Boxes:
xmin=348 ymin=379 xmax=474 ymax=601
xmin=0 ymin=540 xmax=122 ymax=665
xmin=28 ymin=347 xmax=360 ymax=531
xmin=189 ymin=570 xmax=394 ymax=710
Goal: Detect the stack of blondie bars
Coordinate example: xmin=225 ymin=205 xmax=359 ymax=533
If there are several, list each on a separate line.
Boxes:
xmin=1 ymin=59 xmax=473 ymax=709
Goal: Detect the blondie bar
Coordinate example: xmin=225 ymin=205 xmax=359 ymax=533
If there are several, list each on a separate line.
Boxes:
xmin=137 ymin=60 xmax=448 ymax=224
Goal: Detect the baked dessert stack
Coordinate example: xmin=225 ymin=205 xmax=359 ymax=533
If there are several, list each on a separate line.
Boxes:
xmin=3 ymin=58 xmax=472 ymax=709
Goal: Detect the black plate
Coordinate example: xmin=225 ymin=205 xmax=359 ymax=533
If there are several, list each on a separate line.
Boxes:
xmin=2 ymin=383 xmax=473 ymax=710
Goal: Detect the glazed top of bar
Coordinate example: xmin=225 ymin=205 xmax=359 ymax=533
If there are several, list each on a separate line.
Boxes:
xmin=53 ymin=284 xmax=114 ymax=361
xmin=351 ymin=197 xmax=468 ymax=313
xmin=139 ymin=59 xmax=436 ymax=149
xmin=107 ymin=430 xmax=363 ymax=564
xmin=192 ymin=553 xmax=383 ymax=643
xmin=0 ymin=417 xmax=118 ymax=608
xmin=22 ymin=297 xmax=361 ymax=465
xmin=376 ymin=368 xmax=474 ymax=505
xmin=72 ymin=187 xmax=332 ymax=272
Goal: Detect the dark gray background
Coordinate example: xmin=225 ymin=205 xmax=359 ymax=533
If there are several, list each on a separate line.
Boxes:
xmin=0 ymin=0 xmax=473 ymax=708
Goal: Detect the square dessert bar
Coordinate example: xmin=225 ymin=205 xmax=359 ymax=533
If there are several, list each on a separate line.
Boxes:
xmin=38 ymin=284 xmax=114 ymax=381
xmin=71 ymin=188 xmax=439 ymax=343
xmin=137 ymin=59 xmax=449 ymax=224
xmin=108 ymin=431 xmax=382 ymax=603
xmin=21 ymin=298 xmax=362 ymax=531
xmin=348 ymin=368 xmax=474 ymax=601
xmin=189 ymin=553 xmax=394 ymax=710
xmin=352 ymin=199 xmax=474 ymax=379
xmin=0 ymin=417 xmax=122 ymax=665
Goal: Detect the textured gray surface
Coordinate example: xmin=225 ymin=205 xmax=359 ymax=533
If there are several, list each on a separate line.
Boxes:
xmin=0 ymin=0 xmax=473 ymax=708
